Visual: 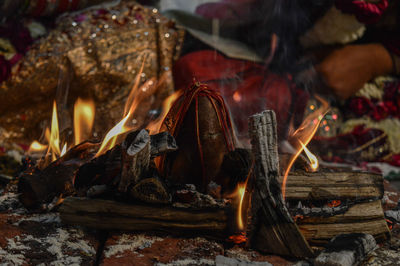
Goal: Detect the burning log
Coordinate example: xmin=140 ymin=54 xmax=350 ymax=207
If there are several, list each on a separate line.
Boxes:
xmin=18 ymin=141 xmax=99 ymax=210
xmin=118 ymin=129 xmax=151 ymax=193
xmin=282 ymin=171 xmax=390 ymax=245
xmin=247 ymin=110 xmax=314 ymax=258
xmin=59 ymin=197 xmax=228 ymax=239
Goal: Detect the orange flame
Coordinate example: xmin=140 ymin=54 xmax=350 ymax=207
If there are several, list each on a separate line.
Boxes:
xmin=48 ymin=101 xmax=61 ymax=161
xmin=236 ymin=183 xmax=247 ymax=230
xmin=95 ymin=65 xmax=164 ymax=156
xmin=74 ymin=98 xmax=95 ymax=145
xmin=28 ymin=141 xmax=48 ymax=153
xmin=282 ymin=95 xmax=329 ymax=199
xmin=95 ymin=112 xmax=132 ymax=157
xmin=147 ymin=90 xmax=182 ymax=134
xmin=299 ymin=140 xmax=318 ymax=172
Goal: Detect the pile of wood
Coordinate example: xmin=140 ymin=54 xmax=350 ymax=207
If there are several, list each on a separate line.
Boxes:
xmin=17 ymin=109 xmax=391 ymax=259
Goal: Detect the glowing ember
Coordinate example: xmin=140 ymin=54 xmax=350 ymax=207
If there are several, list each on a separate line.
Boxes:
xmin=293 ymin=214 xmax=304 ymax=222
xmin=282 ymin=95 xmax=330 ymax=200
xmin=48 ymin=101 xmax=61 ymax=161
xmin=299 ymin=140 xmax=318 ymax=172
xmin=74 ymin=98 xmax=95 ymax=145
xmin=28 ymin=141 xmax=48 ymax=153
xmin=386 ymin=219 xmax=394 ymax=230
xmin=228 ymin=231 xmax=247 ymax=244
xmin=147 ymin=90 xmax=182 ymax=134
xmin=327 ymin=200 xmax=341 ymax=208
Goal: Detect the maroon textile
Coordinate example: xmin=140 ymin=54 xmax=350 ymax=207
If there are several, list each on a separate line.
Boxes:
xmin=173 ymin=50 xmax=305 ymax=142
xmin=335 ymin=0 xmax=389 ymax=24
xmin=195 ymin=0 xmax=255 ymax=22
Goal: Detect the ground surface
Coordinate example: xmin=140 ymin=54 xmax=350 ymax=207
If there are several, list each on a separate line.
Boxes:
xmin=1 ymin=180 xmax=400 ymax=266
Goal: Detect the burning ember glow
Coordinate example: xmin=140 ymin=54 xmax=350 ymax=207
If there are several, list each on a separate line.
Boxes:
xmin=327 ymin=200 xmax=341 ymax=208
xmin=299 ymin=140 xmax=318 ymax=172
xmin=48 ymin=101 xmax=61 ymax=161
xmin=228 ymin=231 xmax=247 ymax=244
xmin=282 ymin=95 xmax=330 ymax=199
xmin=74 ymin=98 xmax=95 ymax=145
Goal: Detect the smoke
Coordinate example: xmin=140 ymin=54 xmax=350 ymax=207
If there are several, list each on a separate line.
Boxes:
xmin=244 ymin=0 xmax=334 ymax=73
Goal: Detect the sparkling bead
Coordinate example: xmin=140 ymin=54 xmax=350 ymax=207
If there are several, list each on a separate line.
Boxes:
xmin=164 ymin=33 xmax=170 ymax=38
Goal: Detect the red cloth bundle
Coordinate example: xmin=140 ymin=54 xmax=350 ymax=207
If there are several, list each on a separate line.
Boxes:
xmin=159 ymin=81 xmax=236 ymax=192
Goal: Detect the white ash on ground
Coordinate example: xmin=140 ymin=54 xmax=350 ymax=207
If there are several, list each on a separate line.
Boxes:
xmin=0 ymin=188 xmax=98 ymax=265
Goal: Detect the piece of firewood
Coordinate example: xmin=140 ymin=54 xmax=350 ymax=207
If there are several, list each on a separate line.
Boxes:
xmin=129 ymin=177 xmax=171 ymax=204
xmin=280 ymin=171 xmax=383 ymax=201
xmin=150 ymin=131 xmax=178 ymax=158
xmin=18 ymin=141 xmax=99 ymax=209
xmin=248 ymin=110 xmax=314 ymax=258
xmin=295 ymin=200 xmax=390 ymax=245
xmin=119 ymin=129 xmax=151 ymax=193
xmin=59 ymin=197 xmax=228 ymax=238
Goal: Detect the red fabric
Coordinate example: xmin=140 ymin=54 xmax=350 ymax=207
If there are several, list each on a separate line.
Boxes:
xmin=173 ymin=50 xmax=303 ymax=141
xmin=335 ymin=0 xmax=389 ymax=24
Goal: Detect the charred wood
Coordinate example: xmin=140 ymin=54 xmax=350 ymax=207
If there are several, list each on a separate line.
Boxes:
xmin=150 ymin=131 xmax=178 ymax=158
xmin=18 ymin=141 xmax=99 ymax=210
xmin=129 ymin=177 xmax=171 ymax=204
xmin=60 ymin=197 xmax=228 ymax=238
xmin=248 ymin=110 xmax=313 ymax=258
xmin=118 ymin=129 xmax=151 ymax=193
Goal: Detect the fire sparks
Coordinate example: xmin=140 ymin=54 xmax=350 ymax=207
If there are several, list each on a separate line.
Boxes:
xmin=282 ymin=95 xmax=330 ymax=199
xmin=299 ymin=140 xmax=318 ymax=172
xmin=74 ymin=98 xmax=95 ymax=145
xmin=147 ymin=90 xmax=182 ymax=134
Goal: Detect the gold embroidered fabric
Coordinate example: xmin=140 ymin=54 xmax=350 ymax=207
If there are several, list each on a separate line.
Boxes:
xmin=0 ymin=1 xmax=184 ymax=145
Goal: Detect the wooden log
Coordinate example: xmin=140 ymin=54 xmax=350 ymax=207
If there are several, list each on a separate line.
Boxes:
xmin=129 ymin=177 xmax=171 ymax=204
xmin=18 ymin=141 xmax=99 ymax=210
xmin=59 ymin=197 xmax=228 ymax=238
xmin=280 ymin=171 xmax=384 ymax=201
xmin=150 ymin=131 xmax=178 ymax=158
xmin=248 ymin=110 xmax=314 ymax=258
xmin=295 ymin=200 xmax=391 ymax=245
xmin=119 ymin=129 xmax=151 ymax=193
